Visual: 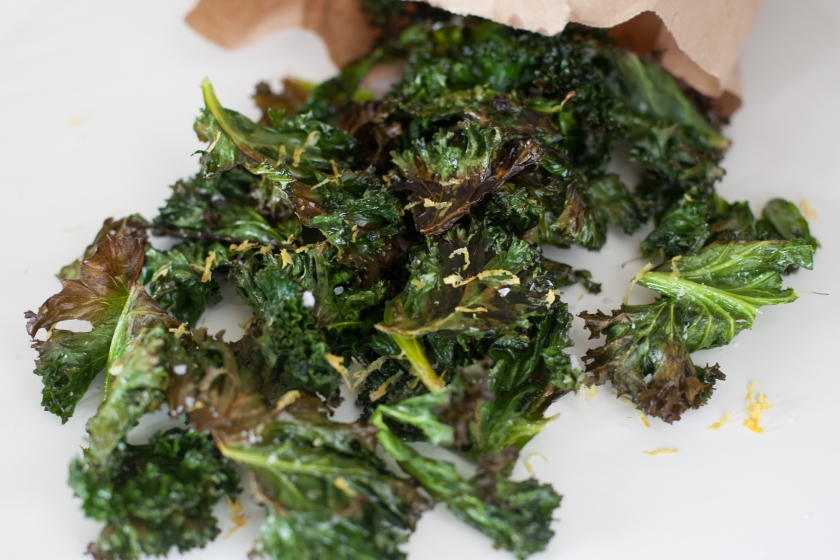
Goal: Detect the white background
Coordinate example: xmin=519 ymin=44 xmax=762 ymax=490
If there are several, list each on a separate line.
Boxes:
xmin=1 ymin=1 xmax=839 ymax=558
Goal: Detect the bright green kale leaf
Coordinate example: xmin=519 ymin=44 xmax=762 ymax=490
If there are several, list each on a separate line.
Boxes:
xmin=390 ymin=121 xmax=542 ymax=235
xmin=197 ymin=79 xmax=355 ymax=184
xmin=217 ymin=398 xmax=430 ymax=560
xmin=25 ymin=236 xmax=177 ymax=422
xmin=140 ymin=241 xmax=228 ymax=327
xmin=639 ymin=240 xmax=814 ymax=349
xmin=756 ymin=198 xmax=820 ymax=249
xmin=581 ymin=239 xmax=814 ymax=421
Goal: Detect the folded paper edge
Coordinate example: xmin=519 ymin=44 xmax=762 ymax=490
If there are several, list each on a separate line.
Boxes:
xmin=185 ymin=0 xmax=763 ymax=113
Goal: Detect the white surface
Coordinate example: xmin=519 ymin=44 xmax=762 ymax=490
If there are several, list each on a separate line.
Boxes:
xmin=1 ymin=1 xmax=839 ymax=558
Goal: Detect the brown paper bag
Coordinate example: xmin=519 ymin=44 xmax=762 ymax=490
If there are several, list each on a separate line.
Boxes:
xmin=186 ymin=0 xmax=763 ymax=113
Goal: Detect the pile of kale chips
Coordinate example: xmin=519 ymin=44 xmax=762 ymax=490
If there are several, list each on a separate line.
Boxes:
xmin=25 ymin=2 xmax=818 ymax=559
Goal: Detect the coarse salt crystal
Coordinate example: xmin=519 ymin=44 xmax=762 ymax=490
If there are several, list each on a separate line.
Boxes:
xmin=302 ymin=291 xmax=315 ymax=308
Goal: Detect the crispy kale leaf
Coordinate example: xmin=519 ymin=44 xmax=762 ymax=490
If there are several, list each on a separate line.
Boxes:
xmin=140 ymin=241 xmax=228 ymax=327
xmin=477 ymin=305 xmax=575 ymax=457
xmin=25 ymin=236 xmax=177 ymax=422
xmin=70 ymin=428 xmax=239 ymax=560
xmin=372 ymin=400 xmax=560 ymax=560
xmin=230 ymin=246 xmax=343 ymax=401
xmin=390 ymin=121 xmax=542 ymax=235
xmin=58 ymin=215 xmax=150 ymax=280
xmin=154 ymin=168 xmax=289 ymax=245
xmin=580 ymin=302 xmax=723 ymax=422
xmin=376 ymin=225 xmax=555 ymax=392
xmin=581 ymin=240 xmax=814 ymax=421
xmin=290 ymin=168 xmax=405 ymax=265
xmin=27 ymin=7 xmax=825 ymax=559
xmin=614 ymin=52 xmax=729 ymax=222
xmin=197 ymin=79 xmax=354 ymax=184
xmin=378 ymin=226 xmax=549 ymax=338
xmin=164 ymin=338 xmax=429 ymax=560
xmin=70 ymin=326 xmax=239 ymax=560
xmin=756 ymin=198 xmax=820 ymax=249
xmin=223 ymin=400 xmax=431 ymax=560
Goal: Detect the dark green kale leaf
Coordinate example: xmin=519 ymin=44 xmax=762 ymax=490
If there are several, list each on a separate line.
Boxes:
xmin=706 ymin=196 xmax=757 ymax=244
xmin=153 ymin=167 xmax=291 ymax=245
xmin=540 ymin=261 xmax=602 ymax=294
xmin=756 ymin=198 xmax=820 ymax=249
xmin=477 ymin=305 xmax=576 ymax=458
xmin=291 ymin=168 xmax=405 ymax=265
xmin=376 ymin=225 xmax=555 ymax=392
xmin=378 ymin=225 xmax=550 ymax=338
xmin=641 ymin=186 xmax=714 ymax=257
xmin=308 ymin=243 xmax=390 ymax=333
xmin=70 ymin=325 xmax=239 ymax=560
xmin=213 ymin=398 xmax=430 ymax=560
xmin=484 ymin=170 xmax=612 ymax=250
xmin=140 ymin=241 xmax=229 ymax=327
xmin=196 ymin=81 xmax=406 ymax=264
xmin=642 ymin=194 xmax=819 ymax=258
xmin=25 ymin=236 xmax=177 ymax=422
xmin=587 ymin=174 xmax=645 ymax=235
xmin=615 ymin=53 xmax=728 ymax=149
xmin=163 ymin=321 xmax=405 ymax=560
xmin=522 ymin=181 xmax=606 ymax=249
xmin=372 ymin=222 xmax=577 ymax=456
xmin=230 ymin=245 xmax=342 ymax=401
xmin=614 ymin=51 xmax=729 ymax=221
xmin=581 ymin=239 xmax=814 ymax=421
xmin=372 ymin=400 xmax=560 ymax=560
xmin=70 ymin=428 xmax=239 ymax=560
xmin=390 ymin=121 xmax=542 ymax=235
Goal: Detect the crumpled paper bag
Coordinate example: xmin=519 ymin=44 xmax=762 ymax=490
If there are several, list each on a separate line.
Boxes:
xmin=186 ymin=0 xmax=763 ymax=113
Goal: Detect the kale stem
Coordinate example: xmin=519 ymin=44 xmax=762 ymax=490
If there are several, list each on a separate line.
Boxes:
xmin=390 ymin=334 xmax=445 ymax=393
xmin=102 ymin=287 xmax=141 ymax=399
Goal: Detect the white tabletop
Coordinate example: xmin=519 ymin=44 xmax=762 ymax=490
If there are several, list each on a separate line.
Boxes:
xmin=1 ymin=1 xmax=839 ymax=558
